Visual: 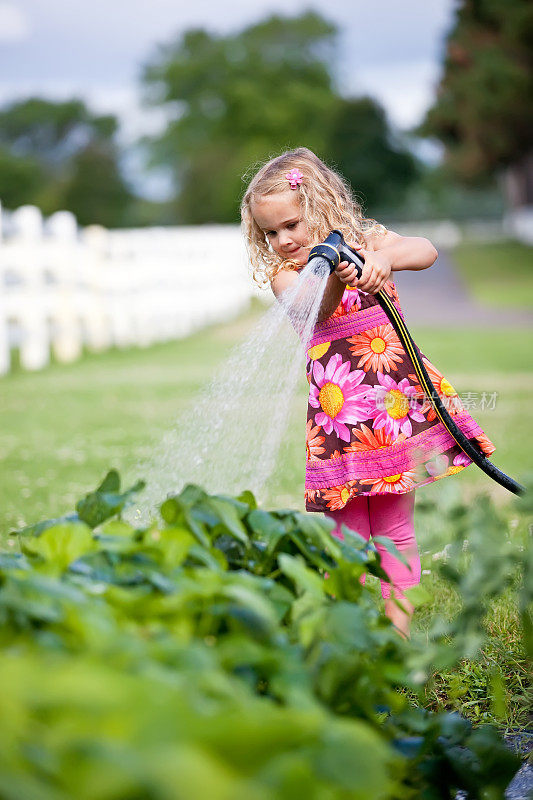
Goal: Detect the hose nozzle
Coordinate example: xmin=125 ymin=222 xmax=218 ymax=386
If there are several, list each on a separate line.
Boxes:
xmin=307 ymin=230 xmax=365 ymax=278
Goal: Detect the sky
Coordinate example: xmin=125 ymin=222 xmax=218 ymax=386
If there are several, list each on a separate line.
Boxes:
xmin=0 ymin=0 xmax=458 ymax=200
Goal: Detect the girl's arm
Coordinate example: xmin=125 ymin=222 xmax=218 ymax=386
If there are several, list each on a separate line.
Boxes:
xmin=369 ymin=230 xmax=438 ymax=272
xmin=315 ymin=231 xmax=438 ymax=321
xmin=271 ymin=230 xmax=439 ymax=323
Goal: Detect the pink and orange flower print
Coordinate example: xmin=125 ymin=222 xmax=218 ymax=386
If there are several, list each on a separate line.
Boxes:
xmin=365 ymin=374 xmax=426 ymax=438
xmin=322 ymin=480 xmax=358 ymax=510
xmin=309 ymin=354 xmax=371 ymax=442
xmin=343 ymin=423 xmax=408 ymax=454
xmin=305 ymin=419 xmax=325 ymax=461
xmin=359 ymin=469 xmax=418 ymax=494
xmin=407 ymin=358 xmax=464 ymax=419
xmin=347 ymin=323 xmax=404 ymax=374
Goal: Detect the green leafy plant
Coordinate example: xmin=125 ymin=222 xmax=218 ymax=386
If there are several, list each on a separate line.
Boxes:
xmin=0 ymin=470 xmax=530 ymax=799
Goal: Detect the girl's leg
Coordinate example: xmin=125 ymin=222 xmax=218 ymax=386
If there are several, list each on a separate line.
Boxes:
xmin=324 ymin=495 xmax=371 ymax=587
xmin=368 ymin=490 xmax=420 ymax=637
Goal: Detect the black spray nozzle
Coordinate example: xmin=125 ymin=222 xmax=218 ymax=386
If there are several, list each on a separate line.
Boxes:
xmin=307 ymin=230 xmax=364 ymax=279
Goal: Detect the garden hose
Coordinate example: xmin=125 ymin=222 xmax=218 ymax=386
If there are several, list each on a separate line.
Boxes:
xmin=307 ymin=230 xmax=526 ymax=497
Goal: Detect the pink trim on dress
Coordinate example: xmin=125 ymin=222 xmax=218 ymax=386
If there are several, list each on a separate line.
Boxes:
xmin=305 ymin=410 xmax=484 ymax=488
xmin=308 ymin=302 xmax=404 ymax=348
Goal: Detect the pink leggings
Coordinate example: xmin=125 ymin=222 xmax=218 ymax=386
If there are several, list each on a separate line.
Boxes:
xmin=324 ymin=491 xmax=421 ymax=600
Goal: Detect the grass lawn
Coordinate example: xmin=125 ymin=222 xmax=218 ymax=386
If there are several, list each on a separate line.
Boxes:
xmin=452 ymin=238 xmax=533 ymax=308
xmin=1 ymin=298 xmax=531 ymax=732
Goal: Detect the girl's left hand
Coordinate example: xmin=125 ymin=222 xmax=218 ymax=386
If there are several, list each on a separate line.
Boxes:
xmin=348 ymin=239 xmax=393 ymax=294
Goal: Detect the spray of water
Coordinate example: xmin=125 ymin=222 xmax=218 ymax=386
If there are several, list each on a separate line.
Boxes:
xmin=126 ymin=257 xmax=331 ymax=526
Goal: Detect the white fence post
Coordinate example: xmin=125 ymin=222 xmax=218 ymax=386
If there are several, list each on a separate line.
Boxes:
xmin=0 ymin=201 xmax=9 ymax=375
xmin=10 ymin=206 xmax=50 ymax=371
xmin=47 ymin=210 xmax=83 ymax=364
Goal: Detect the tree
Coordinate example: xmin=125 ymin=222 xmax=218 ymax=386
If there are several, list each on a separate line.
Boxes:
xmin=141 ymin=12 xmax=337 ymax=223
xmin=417 ymin=0 xmax=533 ymax=203
xmin=61 ymin=142 xmax=135 ymax=227
xmin=140 ymin=11 xmax=419 ymax=223
xmin=0 ymin=146 xmax=47 ymax=209
xmin=0 ymin=97 xmax=136 ymax=224
xmin=0 ymin=98 xmax=116 ymax=166
xmin=326 ymin=97 xmax=420 ymax=212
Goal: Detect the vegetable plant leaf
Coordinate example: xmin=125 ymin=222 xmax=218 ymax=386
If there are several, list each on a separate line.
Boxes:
xmin=76 ymin=471 xmax=146 ymax=529
xmin=21 ymin=522 xmax=97 ymax=573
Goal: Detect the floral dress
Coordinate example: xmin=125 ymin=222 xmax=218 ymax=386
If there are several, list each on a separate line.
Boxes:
xmin=303 ymin=276 xmax=496 ymax=513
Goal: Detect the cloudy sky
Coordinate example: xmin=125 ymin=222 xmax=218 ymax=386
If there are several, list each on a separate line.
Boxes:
xmin=0 ymin=0 xmax=458 ymax=198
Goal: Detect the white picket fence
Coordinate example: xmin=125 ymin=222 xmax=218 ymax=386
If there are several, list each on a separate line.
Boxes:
xmin=2 ymin=202 xmax=530 ymax=377
xmin=0 ymin=203 xmax=270 ymax=375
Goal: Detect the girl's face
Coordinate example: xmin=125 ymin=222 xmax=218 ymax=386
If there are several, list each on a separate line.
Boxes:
xmin=251 ymin=191 xmax=310 ymax=265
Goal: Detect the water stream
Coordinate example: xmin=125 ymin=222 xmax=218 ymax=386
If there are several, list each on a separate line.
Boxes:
xmin=127 ymin=258 xmax=331 ymax=526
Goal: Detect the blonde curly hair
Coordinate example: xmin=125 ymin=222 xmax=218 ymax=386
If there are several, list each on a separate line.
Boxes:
xmin=240 ymin=146 xmax=387 ymax=288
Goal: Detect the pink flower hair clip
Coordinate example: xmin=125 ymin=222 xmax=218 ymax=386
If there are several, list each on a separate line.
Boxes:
xmin=285 ymin=168 xmax=304 ymax=189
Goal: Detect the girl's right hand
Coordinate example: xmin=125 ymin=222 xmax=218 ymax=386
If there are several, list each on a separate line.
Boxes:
xmin=335 ymin=260 xmax=360 ymax=287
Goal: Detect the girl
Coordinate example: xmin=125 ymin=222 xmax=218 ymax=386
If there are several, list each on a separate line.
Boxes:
xmin=240 ymin=147 xmax=496 ymax=638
